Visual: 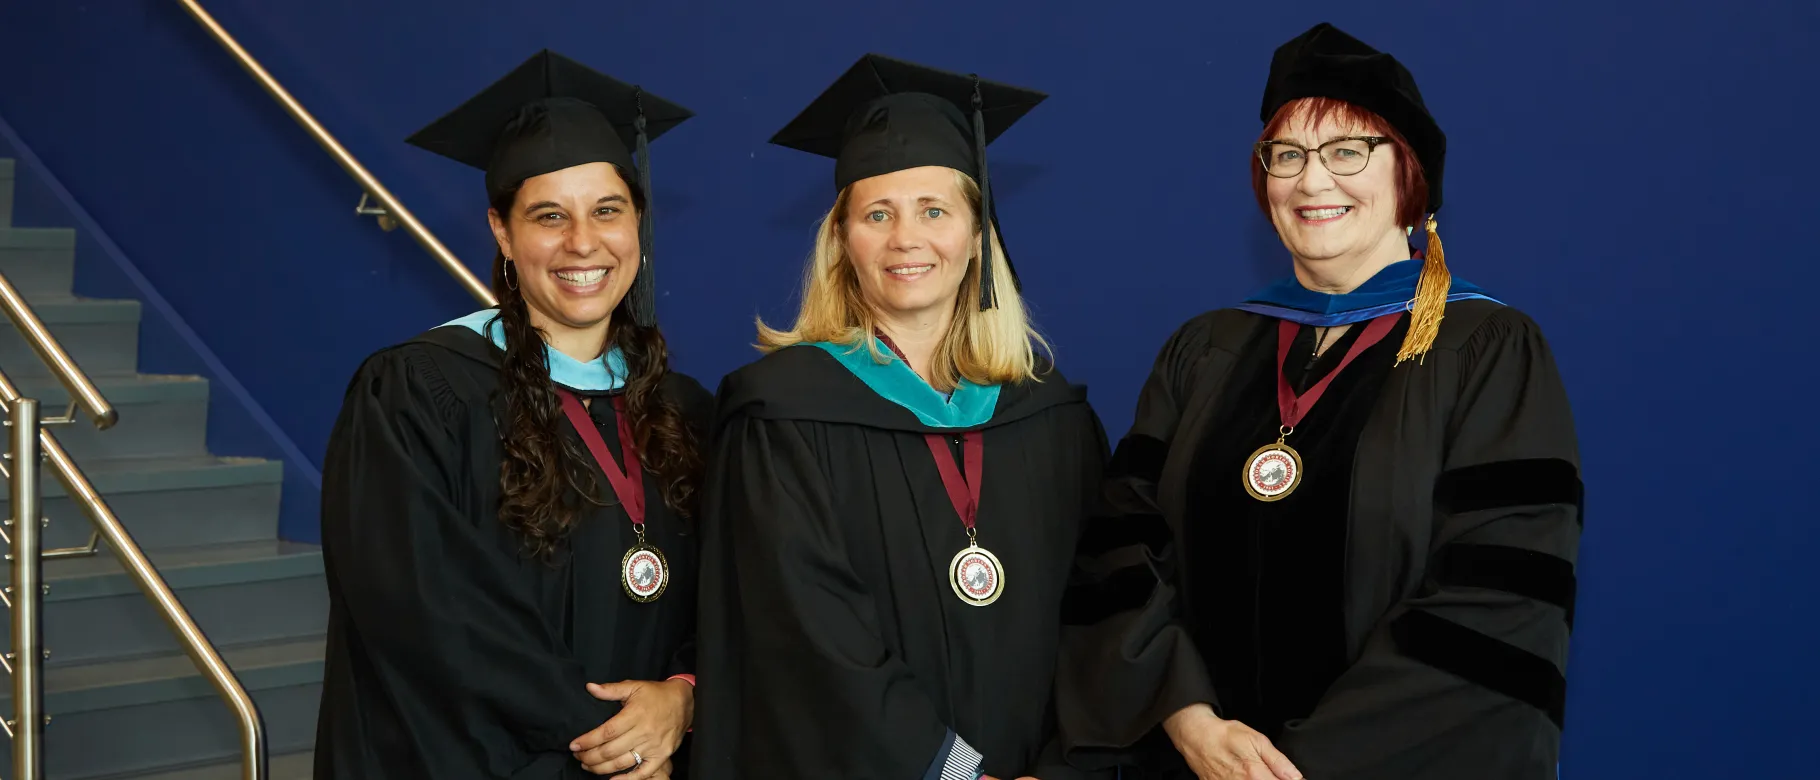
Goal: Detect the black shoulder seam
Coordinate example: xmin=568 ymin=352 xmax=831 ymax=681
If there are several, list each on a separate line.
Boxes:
xmin=1428 ymin=298 xmax=1509 ymax=354
xmin=377 ymin=342 xmax=469 ymax=425
xmin=1458 ymin=306 xmax=1548 ymax=375
xmin=1191 ymin=308 xmax=1266 ymax=357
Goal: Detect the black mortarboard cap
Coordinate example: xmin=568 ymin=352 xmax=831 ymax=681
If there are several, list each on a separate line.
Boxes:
xmin=770 ymin=54 xmax=1047 ymax=310
xmin=405 ymin=50 xmax=693 ymax=326
xmin=1260 ymin=23 xmax=1447 ymax=213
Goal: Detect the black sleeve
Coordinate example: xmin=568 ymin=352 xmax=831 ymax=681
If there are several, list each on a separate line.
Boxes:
xmin=692 ymin=412 xmax=950 ymax=778
xmin=666 ymin=636 xmax=698 ymax=681
xmin=1030 ymin=407 xmax=1121 ymax=780
xmin=663 ymin=373 xmax=717 ymax=680
xmin=1277 ymin=308 xmax=1582 ymax=778
xmin=1052 ymin=317 xmax=1223 ymax=768
xmin=319 ymin=348 xmax=610 ymax=753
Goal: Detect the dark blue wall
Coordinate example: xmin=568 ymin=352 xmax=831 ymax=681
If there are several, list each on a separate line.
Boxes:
xmin=1 ymin=1 xmax=1814 ymax=776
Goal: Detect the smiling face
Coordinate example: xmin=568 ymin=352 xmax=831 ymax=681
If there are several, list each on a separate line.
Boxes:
xmin=1261 ymin=106 xmax=1412 ymax=286
xmin=841 ymin=166 xmax=977 ymax=324
xmin=488 ymin=161 xmax=640 ymax=349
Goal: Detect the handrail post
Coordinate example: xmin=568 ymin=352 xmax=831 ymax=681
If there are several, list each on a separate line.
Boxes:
xmin=9 ymin=397 xmax=45 ymax=780
xmin=0 ymin=367 xmax=267 ymax=779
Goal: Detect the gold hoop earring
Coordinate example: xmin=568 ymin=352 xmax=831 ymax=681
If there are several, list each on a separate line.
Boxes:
xmin=504 ymin=258 xmax=520 ymax=291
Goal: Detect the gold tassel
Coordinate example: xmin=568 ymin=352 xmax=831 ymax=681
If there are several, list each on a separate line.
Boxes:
xmin=1395 ymin=215 xmax=1451 ymax=365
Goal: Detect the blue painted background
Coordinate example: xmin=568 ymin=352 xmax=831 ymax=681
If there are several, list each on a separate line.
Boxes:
xmin=1 ymin=0 xmax=1815 ymax=775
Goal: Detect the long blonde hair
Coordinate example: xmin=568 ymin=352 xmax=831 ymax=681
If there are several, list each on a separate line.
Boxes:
xmin=757 ymin=169 xmax=1047 ymax=390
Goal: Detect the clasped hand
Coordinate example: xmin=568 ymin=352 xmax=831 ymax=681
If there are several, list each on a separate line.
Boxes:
xmin=569 ymin=678 xmax=694 ymax=778
xmin=1163 ymin=704 xmax=1304 ymax=780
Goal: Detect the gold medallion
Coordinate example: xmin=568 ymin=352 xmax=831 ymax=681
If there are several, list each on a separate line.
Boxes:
xmin=1243 ymin=441 xmax=1303 ymax=502
xmin=621 ymin=542 xmax=668 ymax=602
xmin=948 ymin=544 xmax=1005 ymax=606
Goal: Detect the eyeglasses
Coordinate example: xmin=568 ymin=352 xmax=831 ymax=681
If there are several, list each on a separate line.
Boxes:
xmin=1254 ymin=136 xmax=1390 ymax=178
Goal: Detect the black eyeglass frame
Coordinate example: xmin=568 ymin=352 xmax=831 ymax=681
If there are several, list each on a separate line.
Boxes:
xmin=1253 ymin=135 xmax=1391 ymax=178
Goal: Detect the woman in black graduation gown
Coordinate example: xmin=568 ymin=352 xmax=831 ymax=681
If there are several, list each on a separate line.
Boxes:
xmin=1054 ymin=24 xmax=1583 ymax=780
xmin=315 ymin=51 xmax=710 ymax=780
xmin=692 ymin=55 xmax=1108 ymax=780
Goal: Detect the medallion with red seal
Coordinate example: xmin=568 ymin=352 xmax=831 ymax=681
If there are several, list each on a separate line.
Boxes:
xmin=949 ymin=545 xmax=1005 ymax=606
xmin=621 ymin=543 xmax=669 ymax=602
xmin=1243 ymin=442 xmax=1303 ymax=502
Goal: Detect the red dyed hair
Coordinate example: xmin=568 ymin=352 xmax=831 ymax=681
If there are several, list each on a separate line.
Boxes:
xmin=1251 ymin=96 xmax=1430 ymax=230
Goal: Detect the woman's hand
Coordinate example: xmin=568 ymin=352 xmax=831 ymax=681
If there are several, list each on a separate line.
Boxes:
xmin=1162 ymin=704 xmax=1303 ymax=780
xmin=569 ymin=678 xmax=694 ymax=777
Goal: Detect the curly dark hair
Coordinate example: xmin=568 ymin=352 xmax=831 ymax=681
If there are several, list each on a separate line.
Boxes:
xmin=487 ymin=170 xmax=702 ymax=560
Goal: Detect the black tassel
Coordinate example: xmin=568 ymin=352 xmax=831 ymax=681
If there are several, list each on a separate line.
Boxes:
xmin=989 ymin=211 xmax=1021 ymax=294
xmin=629 ymin=87 xmax=658 ymax=328
xmin=970 ymin=76 xmax=997 ymax=311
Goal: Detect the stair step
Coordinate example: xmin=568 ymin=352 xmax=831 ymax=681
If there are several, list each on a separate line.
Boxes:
xmin=0 ymin=158 xmax=13 ymax=228
xmin=0 ymin=637 xmax=324 ymax=780
xmin=0 ymin=158 xmax=314 ymax=778
xmin=17 ymin=373 xmax=210 ymax=460
xmin=6 ymin=296 xmax=138 ymax=323
xmin=0 ymin=296 xmax=141 ymax=378
xmin=118 ymin=750 xmax=314 ymax=780
xmin=31 ymin=635 xmax=321 ymax=713
xmin=35 ymin=454 xmax=281 ymax=498
xmin=4 ymin=455 xmax=282 ymax=552
xmin=0 ymin=540 xmax=325 ymax=666
xmin=0 ymin=225 xmax=76 ymax=300
xmin=17 ymin=372 xmax=207 ymax=406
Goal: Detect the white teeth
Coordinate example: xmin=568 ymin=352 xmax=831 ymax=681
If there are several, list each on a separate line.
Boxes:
xmin=1298 ymin=207 xmax=1351 ymax=220
xmin=888 ymin=266 xmax=933 ymax=276
xmin=555 ymin=268 xmax=608 ymax=285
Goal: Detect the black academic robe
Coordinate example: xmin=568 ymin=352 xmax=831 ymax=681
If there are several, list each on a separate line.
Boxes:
xmin=314 ymin=326 xmax=711 ymax=780
xmin=1056 ymin=300 xmax=1582 ymax=779
xmin=691 ymin=345 xmax=1112 ymax=780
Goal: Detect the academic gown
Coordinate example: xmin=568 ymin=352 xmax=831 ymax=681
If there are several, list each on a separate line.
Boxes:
xmin=691 ymin=344 xmax=1112 ymax=780
xmin=314 ymin=324 xmax=711 ymax=780
xmin=1055 ymin=299 xmax=1583 ymax=779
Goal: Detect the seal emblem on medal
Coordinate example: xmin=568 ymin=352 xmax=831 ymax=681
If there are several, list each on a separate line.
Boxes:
xmin=949 ymin=547 xmax=1004 ymax=606
xmin=1243 ymin=444 xmax=1303 ymax=502
xmin=621 ymin=546 xmax=668 ymax=602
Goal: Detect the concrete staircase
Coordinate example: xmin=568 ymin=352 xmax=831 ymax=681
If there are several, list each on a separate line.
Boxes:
xmin=0 ymin=157 xmax=321 ymax=778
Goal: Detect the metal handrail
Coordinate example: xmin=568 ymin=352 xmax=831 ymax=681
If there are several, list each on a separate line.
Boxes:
xmin=7 ymin=398 xmax=45 ymax=777
xmin=0 ymin=367 xmax=268 ymax=780
xmin=0 ymin=273 xmax=115 ymax=430
xmin=175 ymin=0 xmax=495 ymax=306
